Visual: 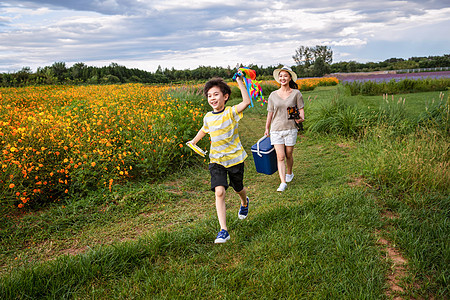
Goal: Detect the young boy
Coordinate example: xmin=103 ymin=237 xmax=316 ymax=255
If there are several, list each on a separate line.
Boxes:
xmin=188 ymin=75 xmax=251 ymax=243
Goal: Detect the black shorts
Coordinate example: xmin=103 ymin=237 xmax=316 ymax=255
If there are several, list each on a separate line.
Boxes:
xmin=209 ymin=162 xmax=245 ymax=192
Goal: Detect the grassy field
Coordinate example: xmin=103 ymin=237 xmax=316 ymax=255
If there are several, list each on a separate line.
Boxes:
xmin=1 ymin=86 xmax=448 ymax=299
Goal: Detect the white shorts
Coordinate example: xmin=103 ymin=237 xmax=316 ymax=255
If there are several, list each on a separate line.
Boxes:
xmin=270 ymin=129 xmax=298 ymax=146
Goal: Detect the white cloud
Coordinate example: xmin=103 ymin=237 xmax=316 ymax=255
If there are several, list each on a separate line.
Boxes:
xmin=0 ymin=0 xmax=449 ymax=72
xmin=329 ymin=38 xmax=368 ymax=47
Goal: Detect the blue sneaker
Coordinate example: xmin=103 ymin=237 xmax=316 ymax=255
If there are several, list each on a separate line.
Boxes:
xmin=238 ymin=197 xmax=249 ymax=220
xmin=214 ymin=229 xmax=230 ymax=243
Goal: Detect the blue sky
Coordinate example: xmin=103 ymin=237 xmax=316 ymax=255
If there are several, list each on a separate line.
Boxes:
xmin=1 ymin=0 xmax=449 ymax=73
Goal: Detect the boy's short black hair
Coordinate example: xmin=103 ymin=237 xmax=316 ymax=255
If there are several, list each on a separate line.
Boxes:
xmin=203 ymin=77 xmax=231 ymax=102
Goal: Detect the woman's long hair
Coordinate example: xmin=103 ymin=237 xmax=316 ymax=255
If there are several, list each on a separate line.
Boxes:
xmin=289 ymin=79 xmax=298 ymax=89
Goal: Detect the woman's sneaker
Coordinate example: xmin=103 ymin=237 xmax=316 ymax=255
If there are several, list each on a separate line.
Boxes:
xmin=277 ymin=182 xmax=287 ymax=192
xmin=286 ymin=173 xmax=294 ymax=182
xmin=238 ymin=197 xmax=249 ymax=219
xmin=214 ymin=229 xmax=230 ymax=243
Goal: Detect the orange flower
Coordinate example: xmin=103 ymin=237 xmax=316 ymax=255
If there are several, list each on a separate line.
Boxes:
xmin=91 ymin=162 xmax=96 ymax=167
xmin=9 ymin=183 xmax=15 ymax=188
xmin=18 ymin=203 xmax=24 ymax=208
xmin=109 ymin=179 xmax=113 ymax=192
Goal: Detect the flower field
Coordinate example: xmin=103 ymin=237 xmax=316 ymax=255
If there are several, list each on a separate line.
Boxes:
xmin=336 ymin=70 xmax=450 ymax=83
xmin=1 ymin=84 xmax=206 ymax=209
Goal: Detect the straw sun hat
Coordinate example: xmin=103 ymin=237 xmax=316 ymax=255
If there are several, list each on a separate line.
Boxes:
xmin=273 ymin=66 xmax=297 ymax=83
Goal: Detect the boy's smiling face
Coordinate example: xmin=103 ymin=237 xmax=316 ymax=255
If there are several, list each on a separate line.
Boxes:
xmin=207 ymin=86 xmax=229 ymax=112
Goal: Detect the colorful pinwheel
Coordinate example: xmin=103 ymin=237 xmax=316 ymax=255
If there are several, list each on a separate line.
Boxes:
xmin=233 ymin=67 xmax=266 ymax=107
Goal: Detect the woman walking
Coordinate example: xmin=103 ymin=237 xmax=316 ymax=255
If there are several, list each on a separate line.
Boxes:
xmin=264 ymin=66 xmax=304 ymax=192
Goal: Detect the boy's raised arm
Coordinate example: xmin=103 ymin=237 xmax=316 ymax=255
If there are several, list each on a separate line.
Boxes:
xmin=234 ymin=76 xmax=251 ymax=113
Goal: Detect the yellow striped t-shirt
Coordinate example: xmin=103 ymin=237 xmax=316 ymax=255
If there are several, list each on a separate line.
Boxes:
xmin=201 ymin=106 xmax=247 ymax=167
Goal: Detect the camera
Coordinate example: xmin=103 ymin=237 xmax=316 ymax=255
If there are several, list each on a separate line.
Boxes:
xmin=287 ymin=106 xmax=304 ymax=131
xmin=287 ymin=106 xmax=300 ymax=120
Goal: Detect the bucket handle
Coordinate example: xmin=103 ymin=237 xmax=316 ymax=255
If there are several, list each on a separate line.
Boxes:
xmin=256 ymin=135 xmax=268 ymax=157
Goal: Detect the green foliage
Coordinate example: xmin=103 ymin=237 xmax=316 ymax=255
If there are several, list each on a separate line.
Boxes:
xmin=344 ymin=78 xmax=450 ymax=96
xmin=417 ymin=92 xmax=449 ymax=134
xmin=306 ymin=85 xmax=448 ymax=139
xmin=293 ymin=45 xmax=333 ymax=66
xmin=360 ymin=126 xmax=449 ymax=194
xmin=307 ymin=88 xmax=371 ymax=137
xmin=313 ymin=57 xmax=331 ymax=77
xmin=101 ymin=74 xmax=121 ymax=84
xmin=377 ymin=95 xmax=413 ymax=135
xmin=331 ymin=54 xmax=450 ymax=73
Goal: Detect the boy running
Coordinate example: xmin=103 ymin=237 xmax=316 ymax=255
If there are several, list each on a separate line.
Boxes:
xmin=188 ymin=75 xmax=251 ymax=243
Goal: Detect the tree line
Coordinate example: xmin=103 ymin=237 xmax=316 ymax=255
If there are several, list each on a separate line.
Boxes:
xmin=1 ymin=51 xmax=449 ymax=87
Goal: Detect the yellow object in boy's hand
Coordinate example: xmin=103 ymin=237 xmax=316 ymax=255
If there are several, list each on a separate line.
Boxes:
xmin=186 ymin=141 xmax=207 ymax=157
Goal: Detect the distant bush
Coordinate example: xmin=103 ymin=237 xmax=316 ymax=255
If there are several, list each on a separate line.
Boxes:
xmin=307 ymin=95 xmax=370 ymax=138
xmin=306 ymin=89 xmax=447 ymax=138
xmin=344 ymin=78 xmax=450 ymax=96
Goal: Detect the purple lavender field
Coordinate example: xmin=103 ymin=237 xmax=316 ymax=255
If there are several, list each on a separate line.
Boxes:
xmin=335 ymin=71 xmax=450 ymax=83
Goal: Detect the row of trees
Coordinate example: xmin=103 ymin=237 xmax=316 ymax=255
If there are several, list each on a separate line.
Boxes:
xmin=292 ymin=46 xmax=450 ymax=77
xmin=330 ymin=55 xmax=450 ymax=73
xmin=1 ymin=50 xmax=449 ymax=87
xmin=0 ymin=62 xmax=281 ymax=87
